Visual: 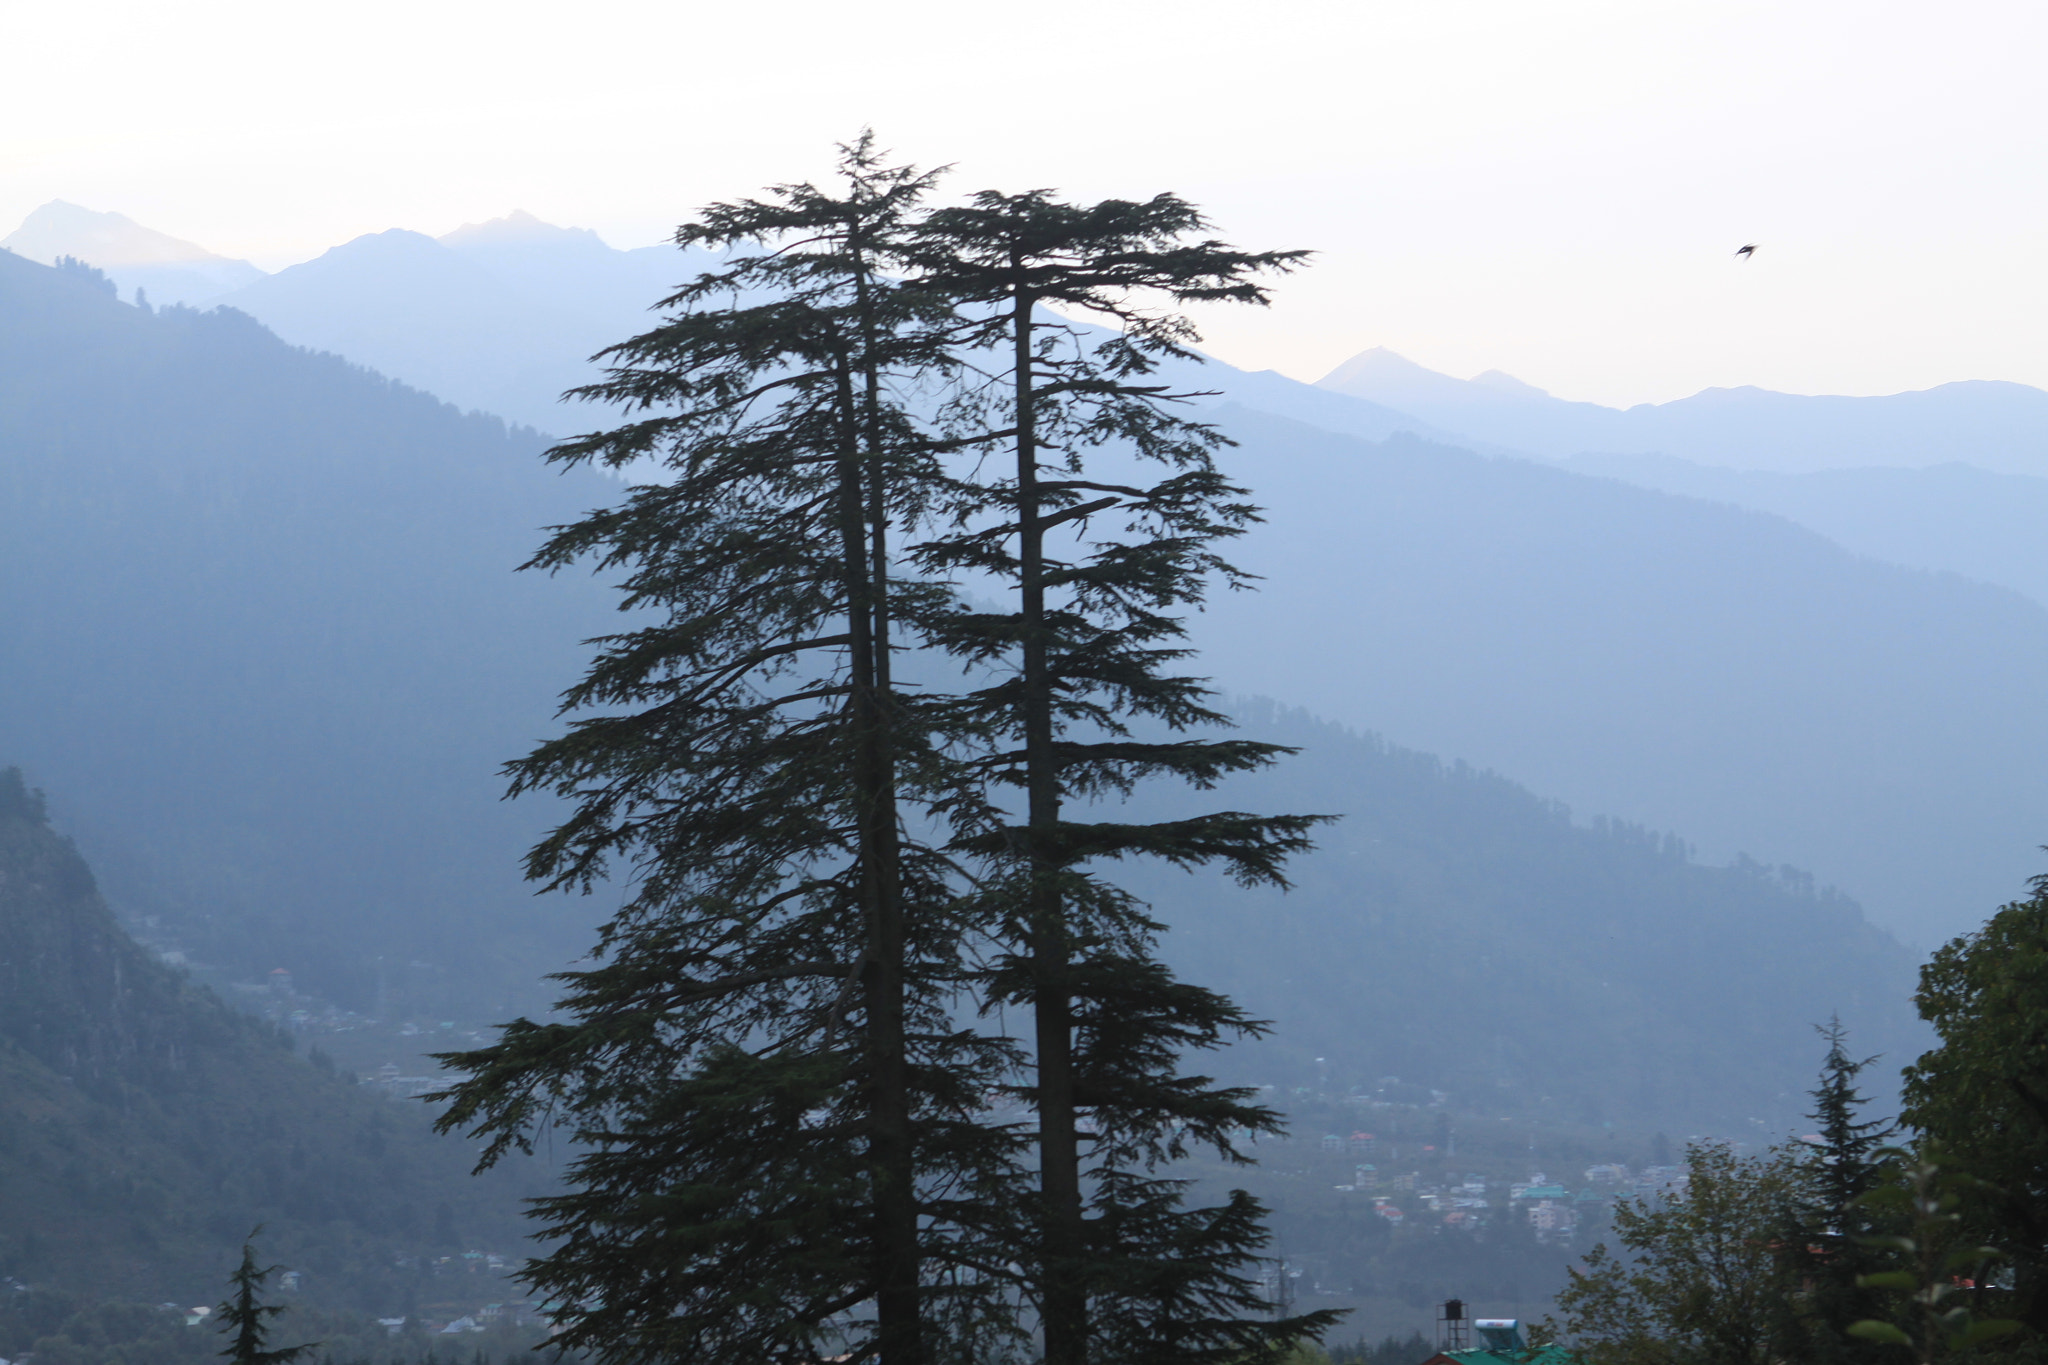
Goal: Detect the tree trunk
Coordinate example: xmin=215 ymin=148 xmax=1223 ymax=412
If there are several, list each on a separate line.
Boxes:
xmin=835 ymin=338 xmax=921 ymax=1365
xmin=1013 ymin=281 xmax=1087 ymax=1365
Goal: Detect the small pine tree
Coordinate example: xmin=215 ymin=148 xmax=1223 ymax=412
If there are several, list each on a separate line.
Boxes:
xmin=1807 ymin=1018 xmax=1893 ymax=1231
xmin=217 ymin=1229 xmax=318 ymax=1365
xmin=1779 ymin=1018 xmax=1897 ymax=1362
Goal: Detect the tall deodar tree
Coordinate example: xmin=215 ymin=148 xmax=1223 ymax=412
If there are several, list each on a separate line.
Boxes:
xmin=438 ymin=147 xmax=1333 ymax=1365
xmin=434 ymin=141 xmax=1022 ymax=1365
xmin=910 ymin=191 xmax=1337 ymax=1365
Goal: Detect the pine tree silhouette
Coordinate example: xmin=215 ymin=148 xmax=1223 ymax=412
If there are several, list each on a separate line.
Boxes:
xmin=217 ymin=1227 xmax=319 ymax=1364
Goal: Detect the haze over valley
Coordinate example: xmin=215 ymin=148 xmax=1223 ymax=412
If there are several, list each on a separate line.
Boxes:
xmin=4 ymin=169 xmax=2044 ymax=1355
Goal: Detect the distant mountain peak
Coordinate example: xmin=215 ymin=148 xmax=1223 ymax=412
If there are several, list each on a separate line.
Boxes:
xmin=1315 ymin=345 xmax=1438 ymax=388
xmin=3 ymin=200 xmax=237 ymax=268
xmin=1 ymin=201 xmax=266 ymax=306
xmin=1470 ymin=368 xmax=1549 ymax=397
xmin=439 ymin=210 xmax=607 ymax=249
xmin=1318 ymin=346 xmax=1570 ymax=418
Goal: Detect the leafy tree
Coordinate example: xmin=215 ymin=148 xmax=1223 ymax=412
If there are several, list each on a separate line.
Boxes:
xmin=908 ymin=190 xmax=1334 ymax=1365
xmin=1901 ymin=870 xmax=2048 ymax=1339
xmin=434 ymin=139 xmax=1022 ymax=1365
xmin=1847 ymin=1147 xmax=2020 ymax=1365
xmin=1553 ymin=1141 xmax=1807 ymax=1365
xmin=217 ymin=1230 xmax=318 ymax=1365
xmin=1552 ymin=1023 xmax=2019 ymax=1365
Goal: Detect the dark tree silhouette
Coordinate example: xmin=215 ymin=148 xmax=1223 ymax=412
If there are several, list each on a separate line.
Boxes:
xmin=433 ymin=139 xmax=1023 ymax=1365
xmin=437 ymin=146 xmax=1331 ymax=1365
xmin=1790 ymin=1017 xmax=1895 ymax=1360
xmin=910 ymin=189 xmax=1336 ymax=1365
xmin=216 ymin=1229 xmax=318 ymax=1365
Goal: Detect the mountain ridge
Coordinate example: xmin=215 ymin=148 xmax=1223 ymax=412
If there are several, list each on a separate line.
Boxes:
xmin=1317 ymin=346 xmax=2048 ymax=475
xmin=0 ymin=244 xmax=619 ymax=1012
xmin=1197 ymin=403 xmax=2048 ymax=946
xmin=1128 ymin=703 xmax=1927 ymax=1131
xmin=2 ymin=200 xmax=265 ymax=305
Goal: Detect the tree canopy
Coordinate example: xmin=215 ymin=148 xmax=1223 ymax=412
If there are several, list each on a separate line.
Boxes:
xmin=1902 ymin=869 xmax=2048 ymax=1340
xmin=435 ymin=138 xmax=1329 ymax=1365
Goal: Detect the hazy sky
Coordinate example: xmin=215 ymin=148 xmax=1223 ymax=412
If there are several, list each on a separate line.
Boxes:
xmin=5 ymin=0 xmax=2043 ymax=406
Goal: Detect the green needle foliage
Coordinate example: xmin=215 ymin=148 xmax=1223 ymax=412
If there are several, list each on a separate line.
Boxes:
xmin=434 ymin=139 xmax=1024 ymax=1365
xmin=217 ymin=1229 xmax=318 ymax=1365
xmin=908 ymin=190 xmax=1336 ymax=1365
xmin=435 ymin=142 xmax=1330 ymax=1365
xmin=1552 ymin=1026 xmax=1906 ymax=1365
xmin=1783 ymin=1017 xmax=1899 ymax=1363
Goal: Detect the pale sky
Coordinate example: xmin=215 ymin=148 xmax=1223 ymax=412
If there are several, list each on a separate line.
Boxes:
xmin=5 ymin=0 xmax=2044 ymax=406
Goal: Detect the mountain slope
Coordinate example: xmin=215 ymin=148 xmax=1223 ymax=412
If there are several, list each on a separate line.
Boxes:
xmin=1318 ymin=346 xmax=2048 ymax=476
xmin=1125 ymin=706 xmax=1924 ymax=1132
xmin=1195 ymin=406 xmax=2048 ymax=946
xmin=0 ymin=769 xmax=544 ymax=1309
xmin=210 ymin=215 xmax=714 ymax=432
xmin=0 ymin=244 xmax=1985 ymax=1122
xmin=0 ymin=247 xmax=619 ymax=1011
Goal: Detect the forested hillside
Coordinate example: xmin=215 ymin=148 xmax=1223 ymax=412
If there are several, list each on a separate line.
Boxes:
xmin=0 ymin=247 xmax=1938 ymax=1135
xmin=0 ymin=768 xmax=545 ymax=1313
xmin=1128 ymin=705 xmax=1926 ymax=1132
xmin=0 ymin=249 xmax=618 ymax=1013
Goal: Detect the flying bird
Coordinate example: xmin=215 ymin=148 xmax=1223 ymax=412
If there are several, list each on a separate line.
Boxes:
xmin=1735 ymin=243 xmax=1758 ymax=259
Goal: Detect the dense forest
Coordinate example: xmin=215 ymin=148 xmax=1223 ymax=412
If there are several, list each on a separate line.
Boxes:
xmin=0 ymin=768 xmax=548 ymax=1319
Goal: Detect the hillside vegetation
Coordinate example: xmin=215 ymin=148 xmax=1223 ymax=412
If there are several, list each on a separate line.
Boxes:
xmin=0 ymin=249 xmax=1939 ymax=1136
xmin=0 ymin=768 xmax=547 ymax=1315
xmin=1127 ymin=705 xmax=1925 ymax=1132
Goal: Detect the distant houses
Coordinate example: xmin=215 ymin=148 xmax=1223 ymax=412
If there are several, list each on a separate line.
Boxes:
xmin=1317 ymin=1157 xmax=1699 ymax=1247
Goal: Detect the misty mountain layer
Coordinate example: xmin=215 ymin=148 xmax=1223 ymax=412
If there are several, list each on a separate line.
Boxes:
xmin=1319 ymin=346 xmax=2048 ymax=476
xmin=0 ymin=247 xmax=1951 ymax=1137
xmin=1120 ymin=705 xmax=1924 ymax=1132
xmin=1562 ymin=452 xmax=2048 ymax=610
xmin=1198 ymin=406 xmax=2048 ymax=946
xmin=0 ymin=247 xmax=621 ymax=1012
xmin=206 ymin=214 xmax=724 ymax=433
